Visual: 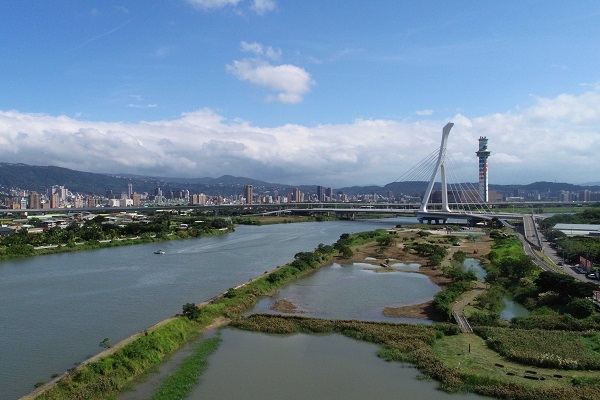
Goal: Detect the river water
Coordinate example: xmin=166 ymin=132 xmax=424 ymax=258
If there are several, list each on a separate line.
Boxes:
xmin=1 ymin=218 xmax=410 ymax=400
xmin=186 ymin=329 xmax=486 ymax=400
xmin=251 ymin=261 xmax=440 ymax=322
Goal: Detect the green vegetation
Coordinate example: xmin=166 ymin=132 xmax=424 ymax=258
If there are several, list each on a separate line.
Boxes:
xmin=433 ymin=334 xmax=600 ymax=400
xmin=475 ymin=327 xmax=600 ymax=370
xmin=234 ymin=314 xmax=600 ymax=399
xmin=38 ymin=318 xmax=205 ymax=400
xmin=151 ymin=337 xmax=221 ymax=400
xmin=404 ymin=241 xmax=448 ymax=267
xmin=0 ymin=215 xmax=234 ymax=260
xmin=333 ymin=230 xmax=392 ymax=259
xmin=182 ymin=303 xmax=202 ymax=320
xmin=231 ymin=314 xmax=460 ymax=368
xmin=432 ymin=251 xmax=477 ymax=319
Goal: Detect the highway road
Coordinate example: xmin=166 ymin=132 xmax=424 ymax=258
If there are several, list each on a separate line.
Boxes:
xmin=519 ymin=215 xmax=598 ymax=286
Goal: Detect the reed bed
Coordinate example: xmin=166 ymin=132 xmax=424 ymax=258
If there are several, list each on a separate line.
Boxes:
xmin=475 ymin=326 xmax=600 ymax=370
xmin=151 ymin=337 xmax=221 ymax=400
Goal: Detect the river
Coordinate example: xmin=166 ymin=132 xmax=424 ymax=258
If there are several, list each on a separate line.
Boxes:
xmin=1 ymin=218 xmax=410 ymax=400
xmin=186 ymin=329 xmax=486 ymax=400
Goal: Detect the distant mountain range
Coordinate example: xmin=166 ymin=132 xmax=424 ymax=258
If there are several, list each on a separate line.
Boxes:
xmin=1 ymin=162 xmax=599 ymax=199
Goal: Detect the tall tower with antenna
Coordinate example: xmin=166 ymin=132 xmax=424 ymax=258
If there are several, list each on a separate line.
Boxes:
xmin=476 ymin=136 xmax=491 ymax=202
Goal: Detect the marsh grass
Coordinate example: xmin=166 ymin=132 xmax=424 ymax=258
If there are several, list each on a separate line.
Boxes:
xmin=38 ymin=318 xmax=204 ymax=400
xmin=475 ymin=327 xmax=600 ymax=370
xmin=150 ymin=337 xmax=221 ymax=400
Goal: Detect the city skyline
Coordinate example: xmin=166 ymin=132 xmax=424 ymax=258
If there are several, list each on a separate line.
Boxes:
xmin=1 ymin=1 xmax=600 ymax=187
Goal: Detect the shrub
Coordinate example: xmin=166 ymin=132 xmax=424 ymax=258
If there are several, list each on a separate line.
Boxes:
xmin=182 ymin=303 xmax=202 ymax=320
xmin=565 ymin=298 xmax=596 ymax=319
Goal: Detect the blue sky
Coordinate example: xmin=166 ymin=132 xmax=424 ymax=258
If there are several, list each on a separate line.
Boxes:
xmin=1 ymin=1 xmax=600 ymax=187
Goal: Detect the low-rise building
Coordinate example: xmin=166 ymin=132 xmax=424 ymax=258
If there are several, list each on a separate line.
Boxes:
xmin=553 ymin=223 xmax=600 ymax=237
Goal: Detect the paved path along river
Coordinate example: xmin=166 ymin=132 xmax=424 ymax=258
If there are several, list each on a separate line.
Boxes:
xmin=1 ymin=218 xmax=412 ymax=400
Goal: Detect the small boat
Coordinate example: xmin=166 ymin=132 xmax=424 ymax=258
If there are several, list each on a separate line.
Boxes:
xmin=154 ymin=250 xmax=165 ymax=254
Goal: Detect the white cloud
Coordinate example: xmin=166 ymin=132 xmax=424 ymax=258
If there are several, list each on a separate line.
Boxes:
xmin=251 ymin=0 xmax=277 ymax=15
xmin=415 ymin=109 xmax=434 ymax=116
xmin=240 ymin=41 xmax=281 ymax=60
xmin=127 ymin=103 xmax=158 ymax=108
xmin=2 ymin=88 xmax=600 ymax=186
xmin=185 ymin=0 xmax=276 ymax=14
xmin=228 ymin=42 xmax=313 ymax=104
xmin=186 ymin=0 xmax=240 ymax=10
xmin=227 ymin=60 xmax=314 ymax=104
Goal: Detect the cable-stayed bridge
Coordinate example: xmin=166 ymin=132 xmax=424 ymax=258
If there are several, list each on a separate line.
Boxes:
xmin=412 ymin=122 xmax=519 ymax=226
xmin=288 ymin=122 xmax=523 ymax=227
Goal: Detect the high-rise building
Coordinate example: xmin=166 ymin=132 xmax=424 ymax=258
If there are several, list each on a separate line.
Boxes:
xmin=325 ymin=187 xmax=333 ymax=202
xmin=293 ymin=187 xmax=302 ymax=203
xmin=131 ymin=193 xmax=141 ymax=207
xmin=244 ymin=185 xmax=253 ymax=204
xmin=50 ymin=193 xmax=60 ymax=208
xmin=28 ymin=192 xmax=41 ymax=209
xmin=316 ymin=185 xmax=324 ymax=202
xmin=127 ymin=183 xmax=133 ymax=199
xmin=476 ymin=137 xmax=491 ymax=202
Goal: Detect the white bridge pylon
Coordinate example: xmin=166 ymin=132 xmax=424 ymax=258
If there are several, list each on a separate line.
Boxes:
xmin=419 ymin=122 xmax=454 ymax=214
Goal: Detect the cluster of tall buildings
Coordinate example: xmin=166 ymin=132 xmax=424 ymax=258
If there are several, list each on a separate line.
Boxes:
xmin=3 ymin=181 xmax=346 ymax=210
xmin=242 ymin=184 xmax=343 ymax=205
xmin=3 ymin=184 xmax=158 ymax=210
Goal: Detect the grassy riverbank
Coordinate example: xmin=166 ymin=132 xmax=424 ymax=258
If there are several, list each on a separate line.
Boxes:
xmin=150 ymin=337 xmax=221 ymax=400
xmin=35 ymin=317 xmax=207 ymax=400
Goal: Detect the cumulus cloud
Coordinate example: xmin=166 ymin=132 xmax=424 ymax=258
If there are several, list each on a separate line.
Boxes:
xmin=228 ymin=42 xmax=314 ymax=104
xmin=1 ymin=88 xmax=600 ymax=186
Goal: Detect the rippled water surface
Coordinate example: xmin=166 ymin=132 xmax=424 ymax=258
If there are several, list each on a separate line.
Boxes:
xmin=251 ymin=262 xmax=439 ymax=322
xmin=186 ymin=329 xmax=487 ymax=400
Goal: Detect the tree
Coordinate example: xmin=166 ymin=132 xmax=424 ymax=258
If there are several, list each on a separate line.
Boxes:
xmin=28 ymin=217 xmax=42 ymax=227
xmin=565 ymin=298 xmax=595 ymax=319
xmin=339 ymin=245 xmax=353 ymax=258
xmin=376 ymin=236 xmax=395 ymax=247
xmin=494 ymin=255 xmax=536 ymax=283
xmin=429 ymin=253 xmax=444 ymax=267
xmin=182 ymin=303 xmax=201 ymax=320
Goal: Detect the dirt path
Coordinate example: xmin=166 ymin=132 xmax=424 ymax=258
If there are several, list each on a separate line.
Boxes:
xmin=451 ymin=280 xmax=486 ymax=316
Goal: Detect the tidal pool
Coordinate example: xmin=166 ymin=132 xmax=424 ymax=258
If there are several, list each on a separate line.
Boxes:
xmin=251 ymin=262 xmax=440 ymax=322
